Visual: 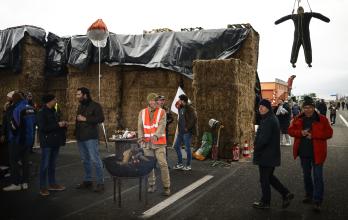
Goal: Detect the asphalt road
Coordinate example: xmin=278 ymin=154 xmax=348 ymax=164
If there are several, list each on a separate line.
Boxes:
xmin=1 ymin=111 xmax=348 ymax=220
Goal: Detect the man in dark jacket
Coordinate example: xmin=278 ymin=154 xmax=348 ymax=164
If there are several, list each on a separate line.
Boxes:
xmin=173 ymin=94 xmax=197 ymax=171
xmin=275 ymin=7 xmax=330 ymax=68
xmin=75 ymin=87 xmax=105 ymax=192
xmin=3 ymin=92 xmax=36 ymax=192
xmin=253 ymin=99 xmax=294 ymax=209
xmin=288 ymin=96 xmax=333 ymax=212
xmin=37 ymin=94 xmax=67 ymax=196
xmin=316 ymin=99 xmax=327 ymax=116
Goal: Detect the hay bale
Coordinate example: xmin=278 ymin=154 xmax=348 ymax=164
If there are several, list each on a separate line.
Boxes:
xmin=193 ymin=58 xmax=256 ymax=158
xmin=120 ymin=67 xmax=193 ymax=144
xmin=231 ymin=28 xmax=259 ymax=70
xmin=65 ymin=65 xmax=193 ymax=143
xmin=66 ymin=64 xmax=119 ymax=138
xmin=0 ymin=36 xmax=46 ymax=121
xmin=45 ymin=75 xmax=68 ymax=120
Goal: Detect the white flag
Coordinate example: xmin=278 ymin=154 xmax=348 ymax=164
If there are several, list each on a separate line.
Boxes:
xmin=171 ymin=86 xmax=190 ymax=114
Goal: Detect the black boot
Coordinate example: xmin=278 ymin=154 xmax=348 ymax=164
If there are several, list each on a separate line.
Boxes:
xmin=302 ymin=195 xmax=313 ymax=204
xmin=313 ymin=201 xmax=322 ymax=212
xmin=282 ymin=193 xmax=294 ymax=208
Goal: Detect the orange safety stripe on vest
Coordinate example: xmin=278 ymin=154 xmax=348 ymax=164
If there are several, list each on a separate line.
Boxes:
xmin=142 ymin=108 xmax=166 ymax=145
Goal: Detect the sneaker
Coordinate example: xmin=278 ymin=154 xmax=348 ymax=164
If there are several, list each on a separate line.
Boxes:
xmin=3 ymin=184 xmax=22 ymax=191
xmin=173 ymin=164 xmax=184 ymax=170
xmin=282 ymin=193 xmax=294 ymax=208
xmin=182 ymin=165 xmax=192 ymax=171
xmin=252 ymin=201 xmax=270 ymax=209
xmin=22 ymin=183 xmax=29 ymax=190
xmin=162 ymin=187 xmax=171 ymax=196
xmin=147 ymin=185 xmax=157 ymax=193
xmin=48 ymin=184 xmax=66 ymax=191
xmin=302 ymin=196 xmax=313 ymax=204
xmin=76 ymin=181 xmax=93 ymax=189
xmin=94 ymin=184 xmax=105 ymax=193
xmin=39 ymin=188 xmax=50 ymax=196
xmin=313 ymin=202 xmax=321 ymax=212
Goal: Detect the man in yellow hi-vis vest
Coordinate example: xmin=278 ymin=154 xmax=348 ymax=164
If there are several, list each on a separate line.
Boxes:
xmin=138 ymin=93 xmax=170 ymax=196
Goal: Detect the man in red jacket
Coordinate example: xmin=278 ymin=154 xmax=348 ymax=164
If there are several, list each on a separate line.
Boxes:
xmin=288 ymin=96 xmax=333 ymax=212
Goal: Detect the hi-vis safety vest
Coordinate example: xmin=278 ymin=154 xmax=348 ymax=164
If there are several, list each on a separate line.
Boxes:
xmin=142 ymin=107 xmax=166 ymax=145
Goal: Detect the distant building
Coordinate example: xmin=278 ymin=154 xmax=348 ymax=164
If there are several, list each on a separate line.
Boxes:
xmin=261 ymin=78 xmax=288 ymax=106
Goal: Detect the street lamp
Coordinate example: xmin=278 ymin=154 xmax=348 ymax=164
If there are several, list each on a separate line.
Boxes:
xmin=87 ymin=19 xmax=110 ymax=151
xmin=87 ymin=19 xmax=109 ymax=101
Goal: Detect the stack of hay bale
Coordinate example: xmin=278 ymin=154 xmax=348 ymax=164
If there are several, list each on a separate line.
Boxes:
xmin=0 ymin=35 xmax=46 ymax=120
xmin=192 ymin=28 xmax=259 ymax=159
xmin=65 ymin=64 xmax=118 ymax=137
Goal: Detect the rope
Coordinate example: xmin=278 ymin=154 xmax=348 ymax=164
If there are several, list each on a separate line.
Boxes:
xmin=306 ymin=0 xmax=313 ymax=12
xmin=292 ymin=0 xmax=297 ymax=14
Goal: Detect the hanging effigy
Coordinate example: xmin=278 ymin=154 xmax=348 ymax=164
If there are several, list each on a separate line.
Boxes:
xmin=275 ymin=0 xmax=330 ymax=68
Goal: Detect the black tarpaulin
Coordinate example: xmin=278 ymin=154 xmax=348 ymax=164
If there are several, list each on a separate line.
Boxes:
xmin=66 ymin=28 xmax=250 ymax=78
xmin=1 ymin=26 xmax=252 ymax=78
xmin=0 ymin=25 xmax=46 ymax=72
xmin=45 ymin=32 xmax=70 ymax=76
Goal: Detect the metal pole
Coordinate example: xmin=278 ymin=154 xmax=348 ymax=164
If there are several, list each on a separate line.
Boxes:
xmin=98 ymin=43 xmax=101 ymax=101
xmin=97 ymin=41 xmax=109 ymax=152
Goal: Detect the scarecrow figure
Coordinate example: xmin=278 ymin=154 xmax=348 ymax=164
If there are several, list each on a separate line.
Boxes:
xmin=275 ymin=6 xmax=330 ymax=68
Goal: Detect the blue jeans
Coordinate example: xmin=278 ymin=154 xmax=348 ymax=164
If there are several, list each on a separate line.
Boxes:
xmin=174 ymin=132 xmax=192 ymax=166
xmin=300 ymin=157 xmax=324 ymax=203
xmin=40 ymin=147 xmax=60 ymax=188
xmin=78 ymin=139 xmax=104 ymax=184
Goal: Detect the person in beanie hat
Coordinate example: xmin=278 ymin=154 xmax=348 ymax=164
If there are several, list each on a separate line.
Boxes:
xmin=147 ymin=93 xmax=158 ymax=102
xmin=36 ymin=94 xmax=67 ymax=196
xmin=253 ymin=99 xmax=294 ymax=209
xmin=259 ymin=99 xmax=272 ymax=110
xmin=138 ymin=93 xmax=171 ymax=196
xmin=288 ymin=96 xmax=333 ymax=212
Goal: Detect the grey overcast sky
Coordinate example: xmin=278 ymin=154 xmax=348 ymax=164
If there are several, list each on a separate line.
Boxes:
xmin=1 ymin=0 xmax=347 ymax=99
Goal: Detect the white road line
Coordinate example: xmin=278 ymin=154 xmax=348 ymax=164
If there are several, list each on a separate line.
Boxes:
xmin=339 ymin=114 xmax=348 ymax=127
xmin=141 ymin=175 xmax=214 ymax=219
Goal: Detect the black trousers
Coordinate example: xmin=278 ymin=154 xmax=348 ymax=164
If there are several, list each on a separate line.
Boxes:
xmin=258 ymin=166 xmax=289 ymax=204
xmin=291 ymin=37 xmax=312 ymax=66
xmin=9 ymin=144 xmax=29 ymax=185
